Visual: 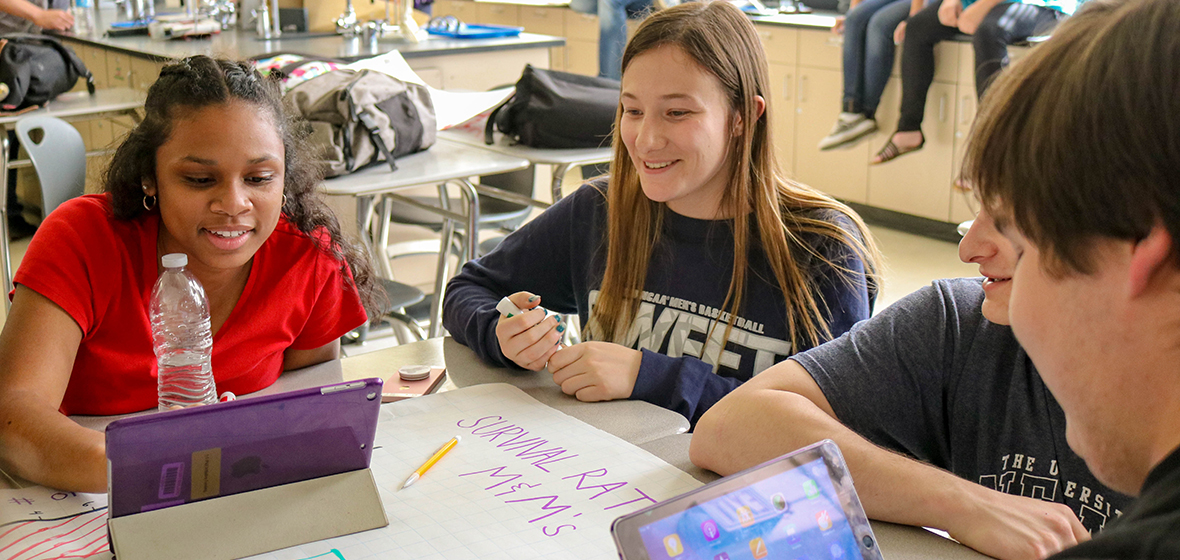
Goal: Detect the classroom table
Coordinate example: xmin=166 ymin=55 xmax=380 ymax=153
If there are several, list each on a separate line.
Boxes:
xmin=0 ymin=87 xmax=147 ymax=313
xmin=320 ymin=138 xmax=533 ymax=336
xmin=339 ymin=337 xmax=993 ymax=560
xmin=13 ymin=336 xmax=992 ymax=559
xmin=439 ymin=128 xmax=613 ymax=203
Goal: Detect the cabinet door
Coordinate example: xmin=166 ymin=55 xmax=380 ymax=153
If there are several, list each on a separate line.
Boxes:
xmin=107 ymin=51 xmax=133 ymax=90
xmin=564 ymin=10 xmax=598 ymax=42
xmin=867 ymin=78 xmax=957 ymax=221
xmin=794 ymin=67 xmax=870 ymax=203
xmin=950 ymin=67 xmax=978 ymax=224
xmin=768 ymin=62 xmax=797 ymax=175
xmin=566 ymin=39 xmax=598 ymax=76
xmin=521 ymin=6 xmax=563 ymax=33
xmin=81 ymin=45 xmax=108 ymax=90
xmin=797 ymin=28 xmax=842 ymax=71
xmin=130 ymin=56 xmax=162 ymax=92
xmin=435 ymin=0 xmax=478 ymax=20
xmin=755 ymin=24 xmax=798 ymax=67
xmin=476 ymin=3 xmax=520 ymax=26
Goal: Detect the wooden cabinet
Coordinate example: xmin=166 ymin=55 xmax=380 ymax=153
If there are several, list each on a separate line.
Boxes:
xmin=476 ymin=2 xmax=520 ymax=26
xmin=798 ymin=27 xmax=842 ymax=70
xmin=794 ymin=67 xmax=871 ymax=203
xmin=867 ymin=79 xmax=957 ymax=221
xmin=949 ymin=43 xmax=978 ymax=225
xmin=130 ymin=56 xmax=163 ymax=92
xmin=520 ymin=6 xmax=566 ymax=71
xmin=434 ymin=0 xmax=479 ymax=20
xmin=768 ymin=62 xmax=797 ymax=175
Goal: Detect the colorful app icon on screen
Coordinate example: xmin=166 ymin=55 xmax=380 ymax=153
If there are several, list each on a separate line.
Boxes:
xmin=701 ymin=519 xmax=720 ymax=542
xmin=737 ymin=505 xmax=755 ymax=527
xmin=771 ymin=492 xmax=787 ymax=512
xmin=749 ymin=537 xmax=768 ymax=559
xmin=803 ymin=479 xmax=820 ymax=499
xmin=785 ymin=523 xmax=801 ymax=544
xmin=714 ymin=553 xmax=731 ymax=560
xmin=816 ymin=509 xmax=833 ymax=531
xmin=664 ymin=534 xmax=684 ymax=557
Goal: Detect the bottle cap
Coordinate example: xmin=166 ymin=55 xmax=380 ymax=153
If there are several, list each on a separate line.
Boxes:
xmin=398 ymin=365 xmax=431 ymax=381
xmin=161 ymin=253 xmax=188 ymax=268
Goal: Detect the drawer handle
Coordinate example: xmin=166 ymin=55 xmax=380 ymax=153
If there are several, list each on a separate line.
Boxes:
xmin=960 ymin=95 xmax=972 ymax=125
xmin=939 ymin=94 xmax=947 ymax=123
xmin=800 ymin=75 xmax=808 ymax=103
xmin=759 ymin=31 xmax=772 ymax=40
xmin=783 ymin=73 xmax=792 ymax=101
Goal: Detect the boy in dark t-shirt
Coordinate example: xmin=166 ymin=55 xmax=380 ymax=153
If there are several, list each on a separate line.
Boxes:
xmin=962 ymin=0 xmax=1180 ymax=557
xmin=693 ymin=209 xmax=1127 ymax=560
xmin=699 ymin=1 xmax=1180 ymax=558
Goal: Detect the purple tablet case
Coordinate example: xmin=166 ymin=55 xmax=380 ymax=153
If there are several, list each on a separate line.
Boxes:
xmin=106 ymin=378 xmax=383 ymax=518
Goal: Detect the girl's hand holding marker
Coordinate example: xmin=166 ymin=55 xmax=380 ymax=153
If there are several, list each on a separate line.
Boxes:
xmin=495 ymin=293 xmax=565 ymax=371
xmin=496 ymin=295 xmax=642 ymax=402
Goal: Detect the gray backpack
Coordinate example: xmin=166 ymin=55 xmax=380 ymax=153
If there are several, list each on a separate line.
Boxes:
xmin=286 ymin=68 xmax=437 ymax=178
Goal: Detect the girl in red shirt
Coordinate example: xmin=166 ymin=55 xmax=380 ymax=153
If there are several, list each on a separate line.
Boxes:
xmin=0 ymin=56 xmax=379 ymax=492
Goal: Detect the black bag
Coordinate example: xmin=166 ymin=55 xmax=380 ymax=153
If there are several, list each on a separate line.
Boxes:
xmin=486 ymin=64 xmax=620 ymax=149
xmin=0 ymin=34 xmax=94 ymax=111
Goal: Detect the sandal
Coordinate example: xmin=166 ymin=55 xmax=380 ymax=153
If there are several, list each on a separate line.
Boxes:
xmin=871 ymin=133 xmax=925 ymax=165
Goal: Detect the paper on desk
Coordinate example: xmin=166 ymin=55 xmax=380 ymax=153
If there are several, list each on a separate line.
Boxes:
xmin=250 ymin=384 xmax=704 ymax=560
xmin=0 ymin=487 xmax=112 ymax=560
xmin=343 ymin=50 xmax=515 ymax=131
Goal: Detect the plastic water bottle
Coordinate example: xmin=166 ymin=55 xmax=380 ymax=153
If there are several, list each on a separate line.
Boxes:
xmin=151 ymin=253 xmax=216 ymax=411
xmin=71 ymin=0 xmax=96 ymax=37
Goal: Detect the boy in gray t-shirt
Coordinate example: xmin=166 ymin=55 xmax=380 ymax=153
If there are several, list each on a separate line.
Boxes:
xmin=692 ymin=209 xmax=1130 ymax=560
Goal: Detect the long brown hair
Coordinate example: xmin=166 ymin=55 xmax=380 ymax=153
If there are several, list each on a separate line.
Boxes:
xmin=964 ymin=0 xmax=1180 ymax=277
xmin=586 ymin=1 xmax=881 ymax=353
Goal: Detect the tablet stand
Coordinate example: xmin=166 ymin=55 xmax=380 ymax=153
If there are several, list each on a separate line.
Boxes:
xmin=108 ymin=468 xmax=387 ymax=559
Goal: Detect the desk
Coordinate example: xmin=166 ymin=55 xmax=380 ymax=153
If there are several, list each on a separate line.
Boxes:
xmin=341 ymin=337 xmax=691 ymax=445
xmin=12 ymin=337 xmax=992 ymax=559
xmin=340 ymin=338 xmax=992 ymax=560
xmin=321 ymin=138 xmax=531 ymax=336
xmin=440 ymin=128 xmax=612 ymax=203
xmin=0 ymin=88 xmax=146 ymax=313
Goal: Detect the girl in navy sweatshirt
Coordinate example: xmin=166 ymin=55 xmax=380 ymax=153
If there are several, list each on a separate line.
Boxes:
xmin=444 ymin=1 xmax=881 ymax=425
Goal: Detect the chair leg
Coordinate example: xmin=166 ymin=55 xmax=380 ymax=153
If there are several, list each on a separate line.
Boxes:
xmin=385 ymin=311 xmax=426 ymax=341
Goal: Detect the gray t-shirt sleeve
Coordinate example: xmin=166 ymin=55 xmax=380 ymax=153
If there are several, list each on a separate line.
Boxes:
xmin=791 ymin=279 xmax=987 ymax=468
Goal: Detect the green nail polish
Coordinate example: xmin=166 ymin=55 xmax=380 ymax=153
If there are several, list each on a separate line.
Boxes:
xmin=506 ymin=313 xmax=514 ymax=318
xmin=528 ymin=295 xmax=539 ymax=302
xmin=557 ymin=324 xmax=565 ymax=333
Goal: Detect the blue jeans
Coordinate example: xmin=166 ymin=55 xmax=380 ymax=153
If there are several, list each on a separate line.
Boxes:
xmin=842 ymin=0 xmax=911 ymax=118
xmin=580 ymin=0 xmax=652 ymax=79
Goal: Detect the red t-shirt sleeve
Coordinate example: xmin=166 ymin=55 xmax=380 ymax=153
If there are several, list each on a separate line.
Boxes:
xmin=13 ymin=196 xmax=123 ymax=334
xmin=288 ymin=240 xmax=368 ymax=351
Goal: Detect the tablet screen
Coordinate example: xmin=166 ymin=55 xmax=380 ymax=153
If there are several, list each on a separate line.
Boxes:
xmin=635 ymin=456 xmax=864 ymax=560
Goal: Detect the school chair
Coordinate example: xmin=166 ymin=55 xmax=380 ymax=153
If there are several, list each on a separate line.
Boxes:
xmin=2 ymin=116 xmax=87 ymax=300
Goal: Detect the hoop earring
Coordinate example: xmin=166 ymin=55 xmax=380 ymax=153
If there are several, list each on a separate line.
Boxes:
xmin=282 ymin=194 xmax=288 ymax=208
xmin=142 ymin=194 xmax=156 ymax=211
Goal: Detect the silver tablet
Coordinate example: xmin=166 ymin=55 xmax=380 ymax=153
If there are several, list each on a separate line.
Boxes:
xmin=612 ymin=439 xmax=884 ymax=560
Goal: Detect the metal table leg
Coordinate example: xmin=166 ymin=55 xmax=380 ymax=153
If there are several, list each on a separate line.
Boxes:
xmin=551 ymin=163 xmax=572 ymax=203
xmin=425 ymin=179 xmax=480 ymax=338
xmin=1 ymin=133 xmax=11 ymax=315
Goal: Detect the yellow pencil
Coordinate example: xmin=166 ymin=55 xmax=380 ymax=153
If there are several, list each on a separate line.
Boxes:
xmin=401 ymin=435 xmax=461 ymax=489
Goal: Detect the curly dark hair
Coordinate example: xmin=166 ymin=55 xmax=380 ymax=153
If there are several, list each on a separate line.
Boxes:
xmin=102 ymin=55 xmax=383 ymax=318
